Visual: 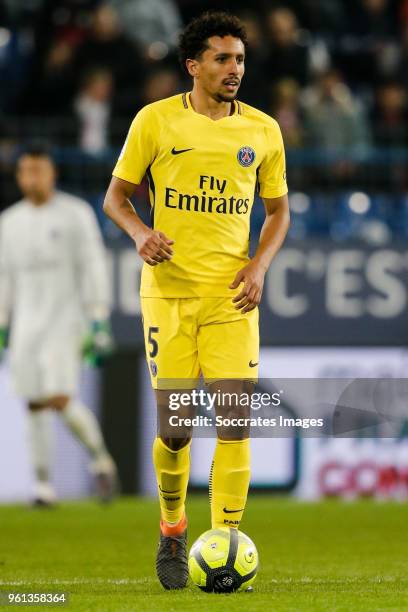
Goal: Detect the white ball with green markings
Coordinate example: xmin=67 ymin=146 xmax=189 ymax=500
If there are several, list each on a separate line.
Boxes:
xmin=188 ymin=527 xmax=258 ymax=593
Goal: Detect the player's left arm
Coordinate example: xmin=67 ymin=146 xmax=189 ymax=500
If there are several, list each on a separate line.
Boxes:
xmin=230 ymin=194 xmax=290 ymax=313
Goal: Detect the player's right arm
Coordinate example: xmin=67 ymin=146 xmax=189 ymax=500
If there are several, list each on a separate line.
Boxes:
xmin=104 ymin=177 xmax=174 ymax=266
xmin=103 ymin=105 xmax=174 ymax=266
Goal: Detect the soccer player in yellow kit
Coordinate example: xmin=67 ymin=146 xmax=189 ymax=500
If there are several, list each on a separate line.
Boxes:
xmin=104 ymin=11 xmax=289 ymax=589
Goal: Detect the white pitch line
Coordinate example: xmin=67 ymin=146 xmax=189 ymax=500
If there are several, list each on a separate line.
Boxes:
xmin=0 ymin=579 xmax=148 ymax=586
xmin=0 ymin=577 xmax=401 ymax=587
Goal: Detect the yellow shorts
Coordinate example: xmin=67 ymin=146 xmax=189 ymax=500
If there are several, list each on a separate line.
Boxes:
xmin=141 ymin=297 xmax=259 ymax=389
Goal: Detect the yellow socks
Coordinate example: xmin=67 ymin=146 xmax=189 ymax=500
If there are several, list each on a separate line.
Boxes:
xmin=153 ymin=436 xmax=250 ymax=530
xmin=209 ymin=438 xmax=251 ymax=529
xmin=152 ymin=437 xmax=191 ymax=525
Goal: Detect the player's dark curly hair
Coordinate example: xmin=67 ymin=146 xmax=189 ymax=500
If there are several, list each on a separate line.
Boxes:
xmin=179 ymin=11 xmax=248 ymax=74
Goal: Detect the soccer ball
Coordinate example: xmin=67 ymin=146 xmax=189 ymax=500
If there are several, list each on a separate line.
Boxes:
xmin=188 ymin=527 xmax=258 ymax=593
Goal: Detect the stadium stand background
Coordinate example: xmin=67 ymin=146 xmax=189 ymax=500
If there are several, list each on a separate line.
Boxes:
xmin=1 ymin=0 xmax=408 ymax=241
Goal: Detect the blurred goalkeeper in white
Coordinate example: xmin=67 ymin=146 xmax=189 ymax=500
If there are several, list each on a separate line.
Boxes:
xmin=0 ymin=143 xmax=117 ymax=506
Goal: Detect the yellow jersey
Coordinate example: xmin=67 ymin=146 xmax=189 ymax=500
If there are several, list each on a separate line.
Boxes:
xmin=113 ymin=92 xmax=288 ymax=297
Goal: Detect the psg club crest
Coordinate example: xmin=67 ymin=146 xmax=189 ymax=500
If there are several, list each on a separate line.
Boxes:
xmin=237 ymin=146 xmax=256 ymax=167
xmin=150 ymin=360 xmax=157 ymax=377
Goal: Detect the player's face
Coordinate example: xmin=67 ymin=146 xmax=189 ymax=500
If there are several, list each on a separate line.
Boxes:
xmin=16 ymin=155 xmax=56 ymax=204
xmin=194 ymin=36 xmax=245 ymax=103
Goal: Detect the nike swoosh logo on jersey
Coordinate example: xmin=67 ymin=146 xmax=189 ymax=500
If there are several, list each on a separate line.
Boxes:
xmin=223 ymin=507 xmax=245 ymax=513
xmin=249 ymin=360 xmax=258 ymax=368
xmin=171 ymin=147 xmax=194 ymax=155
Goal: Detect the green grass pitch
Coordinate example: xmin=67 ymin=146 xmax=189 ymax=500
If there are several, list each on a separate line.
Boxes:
xmin=0 ymin=495 xmax=407 ymax=611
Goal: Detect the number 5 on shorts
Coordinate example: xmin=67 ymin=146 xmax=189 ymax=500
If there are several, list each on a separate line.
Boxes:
xmin=148 ymin=326 xmax=159 ymax=358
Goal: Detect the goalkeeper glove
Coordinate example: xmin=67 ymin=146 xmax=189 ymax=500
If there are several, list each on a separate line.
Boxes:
xmin=0 ymin=328 xmax=8 ymax=362
xmin=82 ymin=320 xmax=114 ymax=367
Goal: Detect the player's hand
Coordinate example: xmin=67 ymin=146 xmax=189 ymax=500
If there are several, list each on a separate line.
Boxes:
xmin=229 ymin=260 xmax=266 ymax=313
xmin=82 ymin=320 xmax=114 ymax=367
xmin=134 ymin=227 xmax=174 ymax=266
xmin=0 ymin=327 xmax=8 ymax=362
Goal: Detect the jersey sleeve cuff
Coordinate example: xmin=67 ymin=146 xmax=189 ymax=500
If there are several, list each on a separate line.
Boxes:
xmin=259 ymin=184 xmax=288 ymax=199
xmin=112 ymin=171 xmax=140 ymax=185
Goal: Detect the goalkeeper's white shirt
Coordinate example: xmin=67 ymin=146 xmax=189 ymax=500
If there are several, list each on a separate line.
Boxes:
xmin=0 ymin=191 xmax=110 ymax=400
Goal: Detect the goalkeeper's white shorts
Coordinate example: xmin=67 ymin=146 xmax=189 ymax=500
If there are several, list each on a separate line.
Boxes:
xmin=9 ymin=339 xmax=81 ymax=402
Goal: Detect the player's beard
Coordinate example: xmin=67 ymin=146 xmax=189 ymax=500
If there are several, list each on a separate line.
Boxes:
xmin=214 ymin=84 xmax=241 ymax=103
xmin=214 ymin=91 xmax=238 ymax=102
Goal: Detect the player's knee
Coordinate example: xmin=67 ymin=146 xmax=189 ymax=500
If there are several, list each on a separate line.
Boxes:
xmin=160 ymin=436 xmax=191 ymax=451
xmin=159 ymin=420 xmax=193 ymax=444
xmin=157 ymin=394 xmax=195 ymax=442
xmin=217 ymin=429 xmax=249 ymax=441
xmin=217 ymin=421 xmax=250 ymax=440
xmin=48 ymin=395 xmax=70 ymax=411
xmin=216 ymin=405 xmax=250 ymax=440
